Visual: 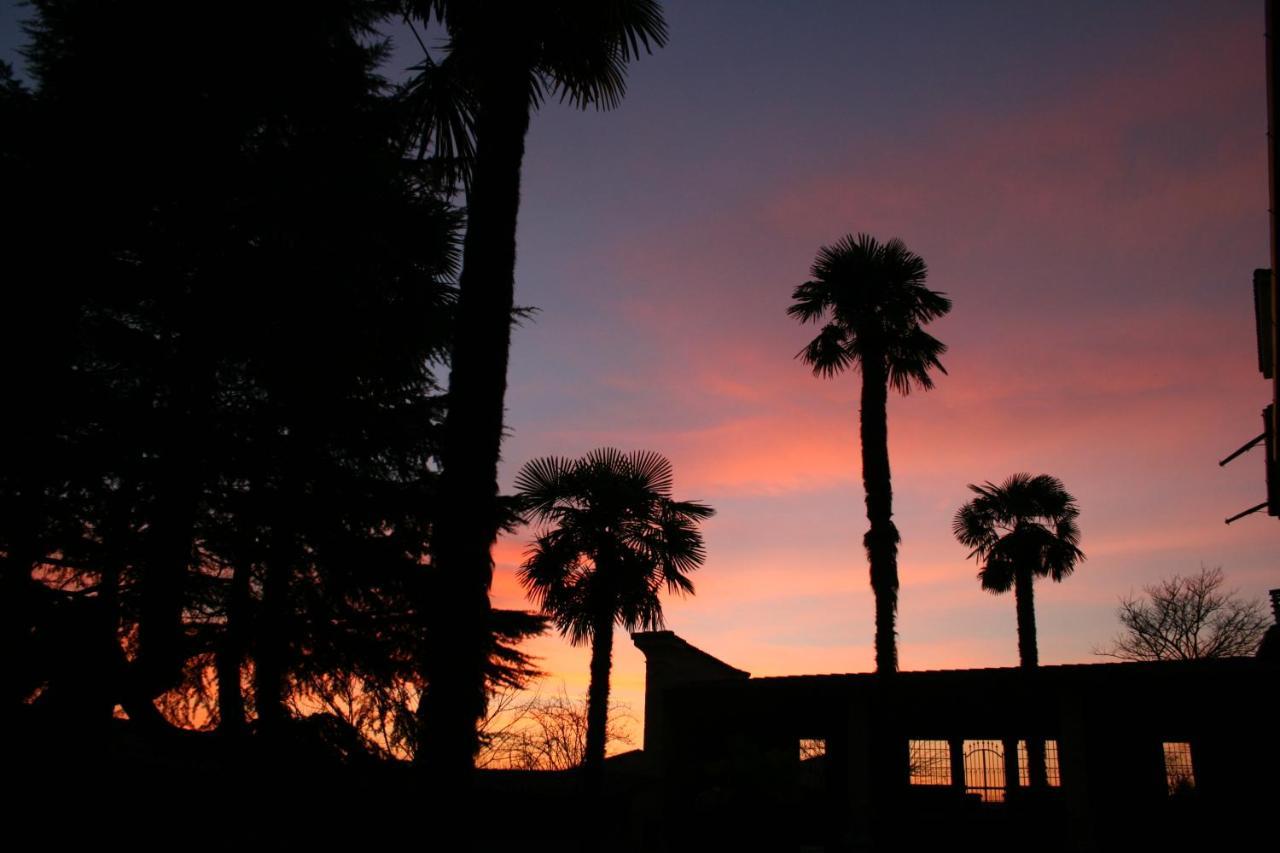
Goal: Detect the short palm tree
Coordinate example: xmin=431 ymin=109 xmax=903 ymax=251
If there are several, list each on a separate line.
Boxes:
xmin=952 ymin=473 xmax=1085 ymax=670
xmin=953 ymin=473 xmax=1084 ymax=789
xmin=514 ymin=448 xmax=713 ymax=781
xmin=788 ymin=234 xmax=950 ymax=673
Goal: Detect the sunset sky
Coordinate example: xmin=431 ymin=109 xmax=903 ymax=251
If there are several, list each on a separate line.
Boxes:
xmin=4 ymin=1 xmax=1276 ymax=747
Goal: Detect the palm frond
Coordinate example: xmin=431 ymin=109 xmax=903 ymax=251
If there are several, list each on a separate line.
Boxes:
xmin=518 ymin=527 xmax=583 ymax=608
xmin=583 ymin=446 xmax=627 ymax=474
xmin=952 ymin=497 xmax=996 ymax=553
xmin=787 ymin=279 xmax=830 ymax=324
xmin=789 ymin=233 xmax=948 ymax=397
xmin=634 ymin=499 xmax=712 ymax=593
xmin=400 ymin=48 xmax=477 ymax=193
xmin=886 ymin=327 xmax=948 ymax=395
xmin=625 ymin=449 xmax=674 ymax=495
xmin=954 ymin=472 xmax=1085 ymax=592
xmin=511 ymin=447 xmax=710 ymax=649
xmin=798 ymin=323 xmax=854 ymax=378
xmin=979 ymin=555 xmax=1016 ymax=594
xmin=604 ymin=0 xmax=669 ymax=61
xmin=541 ymin=0 xmax=668 ymax=111
xmin=514 ymin=455 xmax=576 ymax=520
xmin=1043 ymin=528 xmax=1085 ymax=582
xmin=810 ymin=233 xmax=881 ymax=284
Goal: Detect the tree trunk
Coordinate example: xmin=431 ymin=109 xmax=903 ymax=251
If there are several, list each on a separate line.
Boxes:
xmin=134 ymin=482 xmax=196 ymax=708
xmin=133 ymin=353 xmax=207 ymax=711
xmin=94 ymin=559 xmax=122 ymax=728
xmin=584 ymin=611 xmax=615 ymax=780
xmin=417 ymin=61 xmax=531 ymax=789
xmin=217 ymin=561 xmax=249 ymax=735
xmin=859 ymin=353 xmax=900 ymax=674
xmin=1014 ymin=565 xmax=1038 ymax=669
xmin=0 ymin=547 xmax=38 ymax=722
xmin=859 ymin=352 xmax=904 ymax=844
xmin=1025 ymin=737 xmax=1048 ymax=790
xmin=581 ymin=609 xmax=616 ymax=853
xmin=1014 ymin=564 xmax=1048 ymax=786
xmin=254 ymin=557 xmax=290 ymax=733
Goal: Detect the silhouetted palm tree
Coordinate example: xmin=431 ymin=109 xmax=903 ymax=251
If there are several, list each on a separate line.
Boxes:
xmin=953 ymin=473 xmax=1084 ymax=789
xmin=514 ymin=448 xmax=713 ymax=782
xmin=952 ymin=473 xmax=1084 ymax=670
xmin=406 ymin=1 xmax=669 ymax=780
xmin=788 ymin=234 xmax=950 ymax=673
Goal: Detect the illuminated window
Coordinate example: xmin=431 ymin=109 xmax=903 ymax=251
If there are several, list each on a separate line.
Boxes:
xmin=908 ymin=740 xmax=951 ymax=785
xmin=799 ymin=738 xmax=826 ymax=762
xmin=1016 ymin=739 xmax=1062 ymax=786
xmin=1162 ymin=742 xmax=1195 ymax=795
xmin=963 ymin=740 xmax=1006 ymax=803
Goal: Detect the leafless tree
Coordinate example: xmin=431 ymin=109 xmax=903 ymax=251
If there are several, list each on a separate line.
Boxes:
xmin=1096 ymin=567 xmax=1271 ymax=661
xmin=477 ymin=683 xmax=635 ymax=771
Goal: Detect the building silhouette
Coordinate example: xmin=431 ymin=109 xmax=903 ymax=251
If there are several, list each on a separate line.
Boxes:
xmin=627 ymin=630 xmax=1278 ymax=852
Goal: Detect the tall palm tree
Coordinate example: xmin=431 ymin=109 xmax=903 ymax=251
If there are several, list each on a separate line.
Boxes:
xmin=514 ymin=448 xmax=713 ymax=782
xmin=952 ymin=473 xmax=1085 ymax=670
xmin=787 ymin=234 xmax=950 ymax=673
xmin=405 ymin=1 xmax=668 ymax=780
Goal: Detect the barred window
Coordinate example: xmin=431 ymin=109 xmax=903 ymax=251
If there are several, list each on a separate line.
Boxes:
xmin=799 ymin=738 xmax=827 ymax=762
xmin=1162 ymin=742 xmax=1195 ymax=795
xmin=1016 ymin=739 xmax=1062 ymax=786
xmin=908 ymin=739 xmax=951 ymax=786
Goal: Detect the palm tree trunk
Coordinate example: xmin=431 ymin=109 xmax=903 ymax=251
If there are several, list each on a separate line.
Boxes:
xmin=584 ymin=611 xmax=615 ymax=780
xmin=859 ymin=354 xmax=900 ymax=674
xmin=1013 ymin=565 xmax=1038 ymax=669
xmin=417 ymin=61 xmax=531 ymax=786
xmin=1013 ymin=564 xmax=1048 ymax=786
xmin=1024 ymin=737 xmax=1048 ymax=790
xmin=581 ymin=610 xmax=615 ymax=853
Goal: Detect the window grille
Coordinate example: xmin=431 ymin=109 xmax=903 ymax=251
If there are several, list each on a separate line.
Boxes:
xmin=1016 ymin=739 xmax=1062 ymax=786
xmin=908 ymin=740 xmax=951 ymax=785
xmin=799 ymin=738 xmax=826 ymax=762
xmin=1162 ymin=742 xmax=1195 ymax=795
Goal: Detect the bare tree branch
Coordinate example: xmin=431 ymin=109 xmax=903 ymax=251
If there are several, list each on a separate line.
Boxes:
xmin=1095 ymin=567 xmax=1271 ymax=661
xmin=476 ymin=682 xmax=635 ymax=771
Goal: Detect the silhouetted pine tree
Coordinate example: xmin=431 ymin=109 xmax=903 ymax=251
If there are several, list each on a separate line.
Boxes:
xmin=3 ymin=1 xmax=545 ymax=764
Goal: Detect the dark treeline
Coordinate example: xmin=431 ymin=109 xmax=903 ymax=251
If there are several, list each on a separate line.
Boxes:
xmin=0 ymin=0 xmax=546 ymax=786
